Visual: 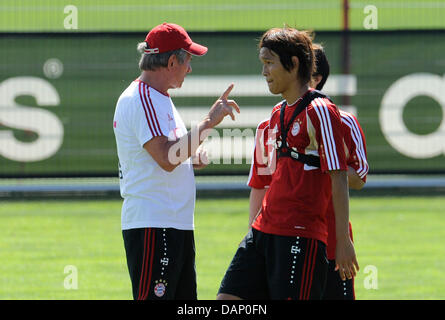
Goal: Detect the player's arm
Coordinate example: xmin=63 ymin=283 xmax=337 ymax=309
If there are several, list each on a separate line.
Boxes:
xmin=192 ymin=146 xmax=209 ymax=170
xmin=144 ymin=84 xmax=239 ymax=172
xmin=249 ymin=187 xmax=267 ymax=227
xmin=342 ymin=111 xmax=369 ymax=191
xmin=144 ymin=122 xmax=208 ymax=172
xmin=348 ymin=166 xmax=365 ymax=190
xmin=329 ymin=170 xmax=359 ymax=281
xmin=313 ymin=101 xmax=359 ymax=282
xmin=247 ymin=120 xmax=271 ymax=228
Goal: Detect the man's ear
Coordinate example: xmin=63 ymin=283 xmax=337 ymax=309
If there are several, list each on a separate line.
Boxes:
xmin=167 ymin=54 xmax=177 ymax=70
xmin=291 ymin=56 xmax=299 ymax=73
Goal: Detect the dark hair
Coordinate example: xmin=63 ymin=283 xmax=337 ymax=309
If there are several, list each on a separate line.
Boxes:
xmin=313 ymin=43 xmax=330 ymax=90
xmin=259 ymin=27 xmax=315 ymax=84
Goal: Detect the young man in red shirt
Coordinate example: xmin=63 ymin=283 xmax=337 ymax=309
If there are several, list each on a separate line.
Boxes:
xmin=246 ymin=44 xmax=369 ymax=300
xmin=217 ymin=28 xmax=359 ymax=300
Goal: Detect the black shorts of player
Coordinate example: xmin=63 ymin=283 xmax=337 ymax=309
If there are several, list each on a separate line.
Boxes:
xmin=322 ymin=259 xmax=355 ymax=300
xmin=218 ymin=228 xmax=328 ymax=300
xmin=122 ymin=227 xmax=197 ymax=300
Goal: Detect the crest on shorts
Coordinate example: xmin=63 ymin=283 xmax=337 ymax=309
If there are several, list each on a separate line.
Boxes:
xmin=291 ymin=121 xmax=300 ymax=136
xmin=154 ymin=279 xmax=168 ymax=297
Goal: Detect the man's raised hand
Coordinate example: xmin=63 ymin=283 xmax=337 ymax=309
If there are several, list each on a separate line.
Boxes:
xmin=206 ymin=83 xmax=240 ymax=128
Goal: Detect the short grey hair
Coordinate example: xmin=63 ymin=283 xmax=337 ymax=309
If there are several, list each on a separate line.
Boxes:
xmin=137 ymin=42 xmax=188 ymax=71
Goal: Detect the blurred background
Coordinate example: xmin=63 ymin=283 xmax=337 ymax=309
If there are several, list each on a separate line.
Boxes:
xmin=0 ymin=0 xmax=444 ymax=300
xmin=1 ymin=0 xmax=445 ymax=196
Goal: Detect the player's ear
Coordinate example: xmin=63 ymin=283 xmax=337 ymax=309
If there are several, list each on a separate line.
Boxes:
xmin=291 ymin=56 xmax=299 ymax=72
xmin=291 ymin=56 xmax=300 ymax=74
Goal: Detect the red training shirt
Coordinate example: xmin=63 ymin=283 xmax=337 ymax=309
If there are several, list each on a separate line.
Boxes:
xmin=251 ymin=89 xmax=347 ymax=244
xmin=248 ymin=101 xmax=369 ymax=253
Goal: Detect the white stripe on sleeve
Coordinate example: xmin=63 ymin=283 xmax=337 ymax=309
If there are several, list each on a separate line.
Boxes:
xmin=340 ymin=111 xmax=369 ymax=178
xmin=312 ymin=98 xmax=340 ymax=170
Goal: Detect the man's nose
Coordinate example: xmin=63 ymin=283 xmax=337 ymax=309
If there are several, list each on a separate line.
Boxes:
xmin=262 ymin=65 xmax=268 ymax=77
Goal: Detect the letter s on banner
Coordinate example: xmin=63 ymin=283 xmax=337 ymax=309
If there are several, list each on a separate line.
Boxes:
xmin=379 ymin=73 xmax=445 ymax=159
xmin=0 ymin=76 xmax=64 ymax=162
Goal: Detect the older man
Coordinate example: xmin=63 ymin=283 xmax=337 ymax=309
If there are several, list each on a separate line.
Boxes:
xmin=113 ymin=23 xmax=239 ymax=300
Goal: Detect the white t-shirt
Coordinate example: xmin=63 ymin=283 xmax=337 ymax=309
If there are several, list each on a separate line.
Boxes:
xmin=113 ymin=79 xmax=195 ymax=230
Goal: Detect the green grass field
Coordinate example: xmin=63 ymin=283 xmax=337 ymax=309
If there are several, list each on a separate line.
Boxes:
xmin=0 ymin=196 xmax=444 ymax=300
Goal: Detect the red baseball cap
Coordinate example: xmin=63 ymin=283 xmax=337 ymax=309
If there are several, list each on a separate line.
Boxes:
xmin=144 ymin=23 xmax=208 ymax=56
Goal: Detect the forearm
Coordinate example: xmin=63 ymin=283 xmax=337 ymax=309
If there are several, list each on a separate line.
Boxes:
xmin=331 ymin=170 xmax=359 ymax=280
xmin=330 ymin=170 xmax=350 ymax=241
xmin=147 ymin=83 xmax=239 ymax=172
xmin=249 ymin=188 xmax=267 ymax=227
xmin=167 ymin=119 xmax=213 ymax=169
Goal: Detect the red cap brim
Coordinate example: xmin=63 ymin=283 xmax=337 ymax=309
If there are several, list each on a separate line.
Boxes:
xmin=184 ymin=42 xmax=208 ymax=56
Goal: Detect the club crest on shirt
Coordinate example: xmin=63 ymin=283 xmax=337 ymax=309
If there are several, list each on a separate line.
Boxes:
xmin=291 ymin=121 xmax=300 ymax=136
xmin=154 ymin=279 xmax=168 ymax=297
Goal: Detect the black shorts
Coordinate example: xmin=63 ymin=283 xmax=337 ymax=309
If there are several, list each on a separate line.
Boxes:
xmin=122 ymin=227 xmax=197 ymax=300
xmin=322 ymin=259 xmax=355 ymax=300
xmin=218 ymin=228 xmax=328 ymax=300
